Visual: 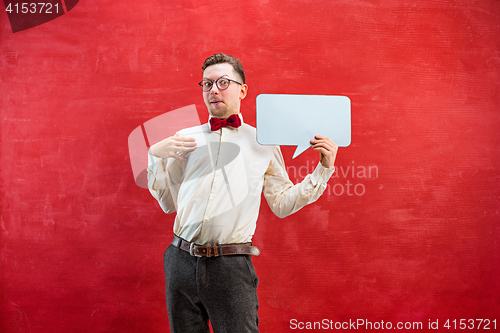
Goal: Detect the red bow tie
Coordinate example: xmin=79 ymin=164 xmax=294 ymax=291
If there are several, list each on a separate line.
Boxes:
xmin=210 ymin=114 xmax=242 ymax=131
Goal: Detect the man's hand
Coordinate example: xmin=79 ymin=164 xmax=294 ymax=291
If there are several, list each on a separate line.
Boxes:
xmin=311 ymin=135 xmax=338 ymax=170
xmin=149 ymin=132 xmax=197 ymax=161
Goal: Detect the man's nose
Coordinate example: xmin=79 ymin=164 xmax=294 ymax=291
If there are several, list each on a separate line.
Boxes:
xmin=209 ymin=84 xmax=220 ymax=94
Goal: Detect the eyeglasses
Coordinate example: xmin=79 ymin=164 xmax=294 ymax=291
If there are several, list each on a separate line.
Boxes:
xmin=198 ymin=77 xmax=242 ymax=92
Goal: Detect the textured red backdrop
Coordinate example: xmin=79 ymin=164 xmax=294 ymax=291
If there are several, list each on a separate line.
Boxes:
xmin=1 ymin=0 xmax=499 ymax=332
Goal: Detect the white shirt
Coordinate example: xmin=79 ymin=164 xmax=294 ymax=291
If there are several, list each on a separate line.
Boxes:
xmin=147 ymin=114 xmax=334 ymax=245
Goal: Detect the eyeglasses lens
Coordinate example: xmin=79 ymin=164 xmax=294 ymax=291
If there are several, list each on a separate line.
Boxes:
xmin=216 ymin=79 xmax=229 ymax=90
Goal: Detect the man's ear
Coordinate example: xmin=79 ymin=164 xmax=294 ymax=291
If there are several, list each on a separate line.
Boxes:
xmin=239 ymin=84 xmax=248 ymax=100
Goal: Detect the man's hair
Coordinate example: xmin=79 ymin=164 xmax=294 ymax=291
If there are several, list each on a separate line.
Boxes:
xmin=202 ymin=53 xmax=246 ymax=84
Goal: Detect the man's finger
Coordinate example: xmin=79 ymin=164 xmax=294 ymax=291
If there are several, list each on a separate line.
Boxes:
xmin=182 ymin=146 xmax=197 ymax=153
xmin=173 ymin=133 xmax=196 ymax=141
xmin=312 ymin=142 xmax=335 ymax=152
xmin=173 ymin=142 xmax=197 ymax=151
xmin=313 ymin=147 xmax=329 ymax=156
xmin=314 ymin=135 xmax=336 ymax=146
xmin=173 ymin=136 xmax=197 ymax=145
xmin=313 ymin=141 xmax=335 ymax=151
xmin=172 ymin=140 xmax=197 ymax=149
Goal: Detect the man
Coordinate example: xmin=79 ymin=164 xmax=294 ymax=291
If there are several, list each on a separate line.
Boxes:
xmin=147 ymin=53 xmax=338 ymax=332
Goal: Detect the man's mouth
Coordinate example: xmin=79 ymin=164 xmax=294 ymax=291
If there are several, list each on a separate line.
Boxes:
xmin=210 ymin=100 xmax=223 ymax=105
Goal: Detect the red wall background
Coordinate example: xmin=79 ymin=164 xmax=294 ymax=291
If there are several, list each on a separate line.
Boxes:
xmin=1 ymin=0 xmax=499 ymax=332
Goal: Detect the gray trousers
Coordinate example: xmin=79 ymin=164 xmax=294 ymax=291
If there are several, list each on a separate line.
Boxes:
xmin=163 ymin=244 xmax=259 ymax=333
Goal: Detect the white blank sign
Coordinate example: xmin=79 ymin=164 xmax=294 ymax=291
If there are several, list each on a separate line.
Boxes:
xmin=256 ymin=94 xmax=351 ymax=158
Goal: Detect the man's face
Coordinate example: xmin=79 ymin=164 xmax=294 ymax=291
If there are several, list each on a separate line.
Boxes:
xmin=202 ymin=63 xmax=248 ymax=119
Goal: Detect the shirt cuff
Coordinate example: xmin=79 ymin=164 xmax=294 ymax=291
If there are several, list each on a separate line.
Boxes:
xmin=148 ymin=150 xmax=164 ymax=176
xmin=310 ymin=162 xmax=335 ymax=185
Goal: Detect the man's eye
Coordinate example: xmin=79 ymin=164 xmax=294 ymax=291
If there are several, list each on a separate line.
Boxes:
xmin=219 ymin=79 xmax=229 ymax=85
xmin=203 ymin=81 xmax=212 ymax=87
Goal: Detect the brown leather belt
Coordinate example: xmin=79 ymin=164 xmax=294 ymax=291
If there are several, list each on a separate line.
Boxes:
xmin=171 ymin=234 xmax=260 ymax=257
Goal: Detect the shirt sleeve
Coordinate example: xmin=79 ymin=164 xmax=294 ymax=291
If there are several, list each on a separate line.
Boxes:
xmin=262 ymin=147 xmax=335 ymax=218
xmin=147 ymin=150 xmax=183 ymax=214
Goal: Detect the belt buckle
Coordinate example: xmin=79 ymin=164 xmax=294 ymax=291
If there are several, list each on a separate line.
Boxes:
xmin=189 ymin=242 xmax=202 ymax=257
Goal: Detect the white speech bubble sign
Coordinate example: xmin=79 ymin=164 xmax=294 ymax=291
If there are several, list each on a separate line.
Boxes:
xmin=256 ymin=94 xmax=351 ymax=158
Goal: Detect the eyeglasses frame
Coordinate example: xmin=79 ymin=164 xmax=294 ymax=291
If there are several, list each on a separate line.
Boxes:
xmin=198 ymin=77 xmax=243 ymax=92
